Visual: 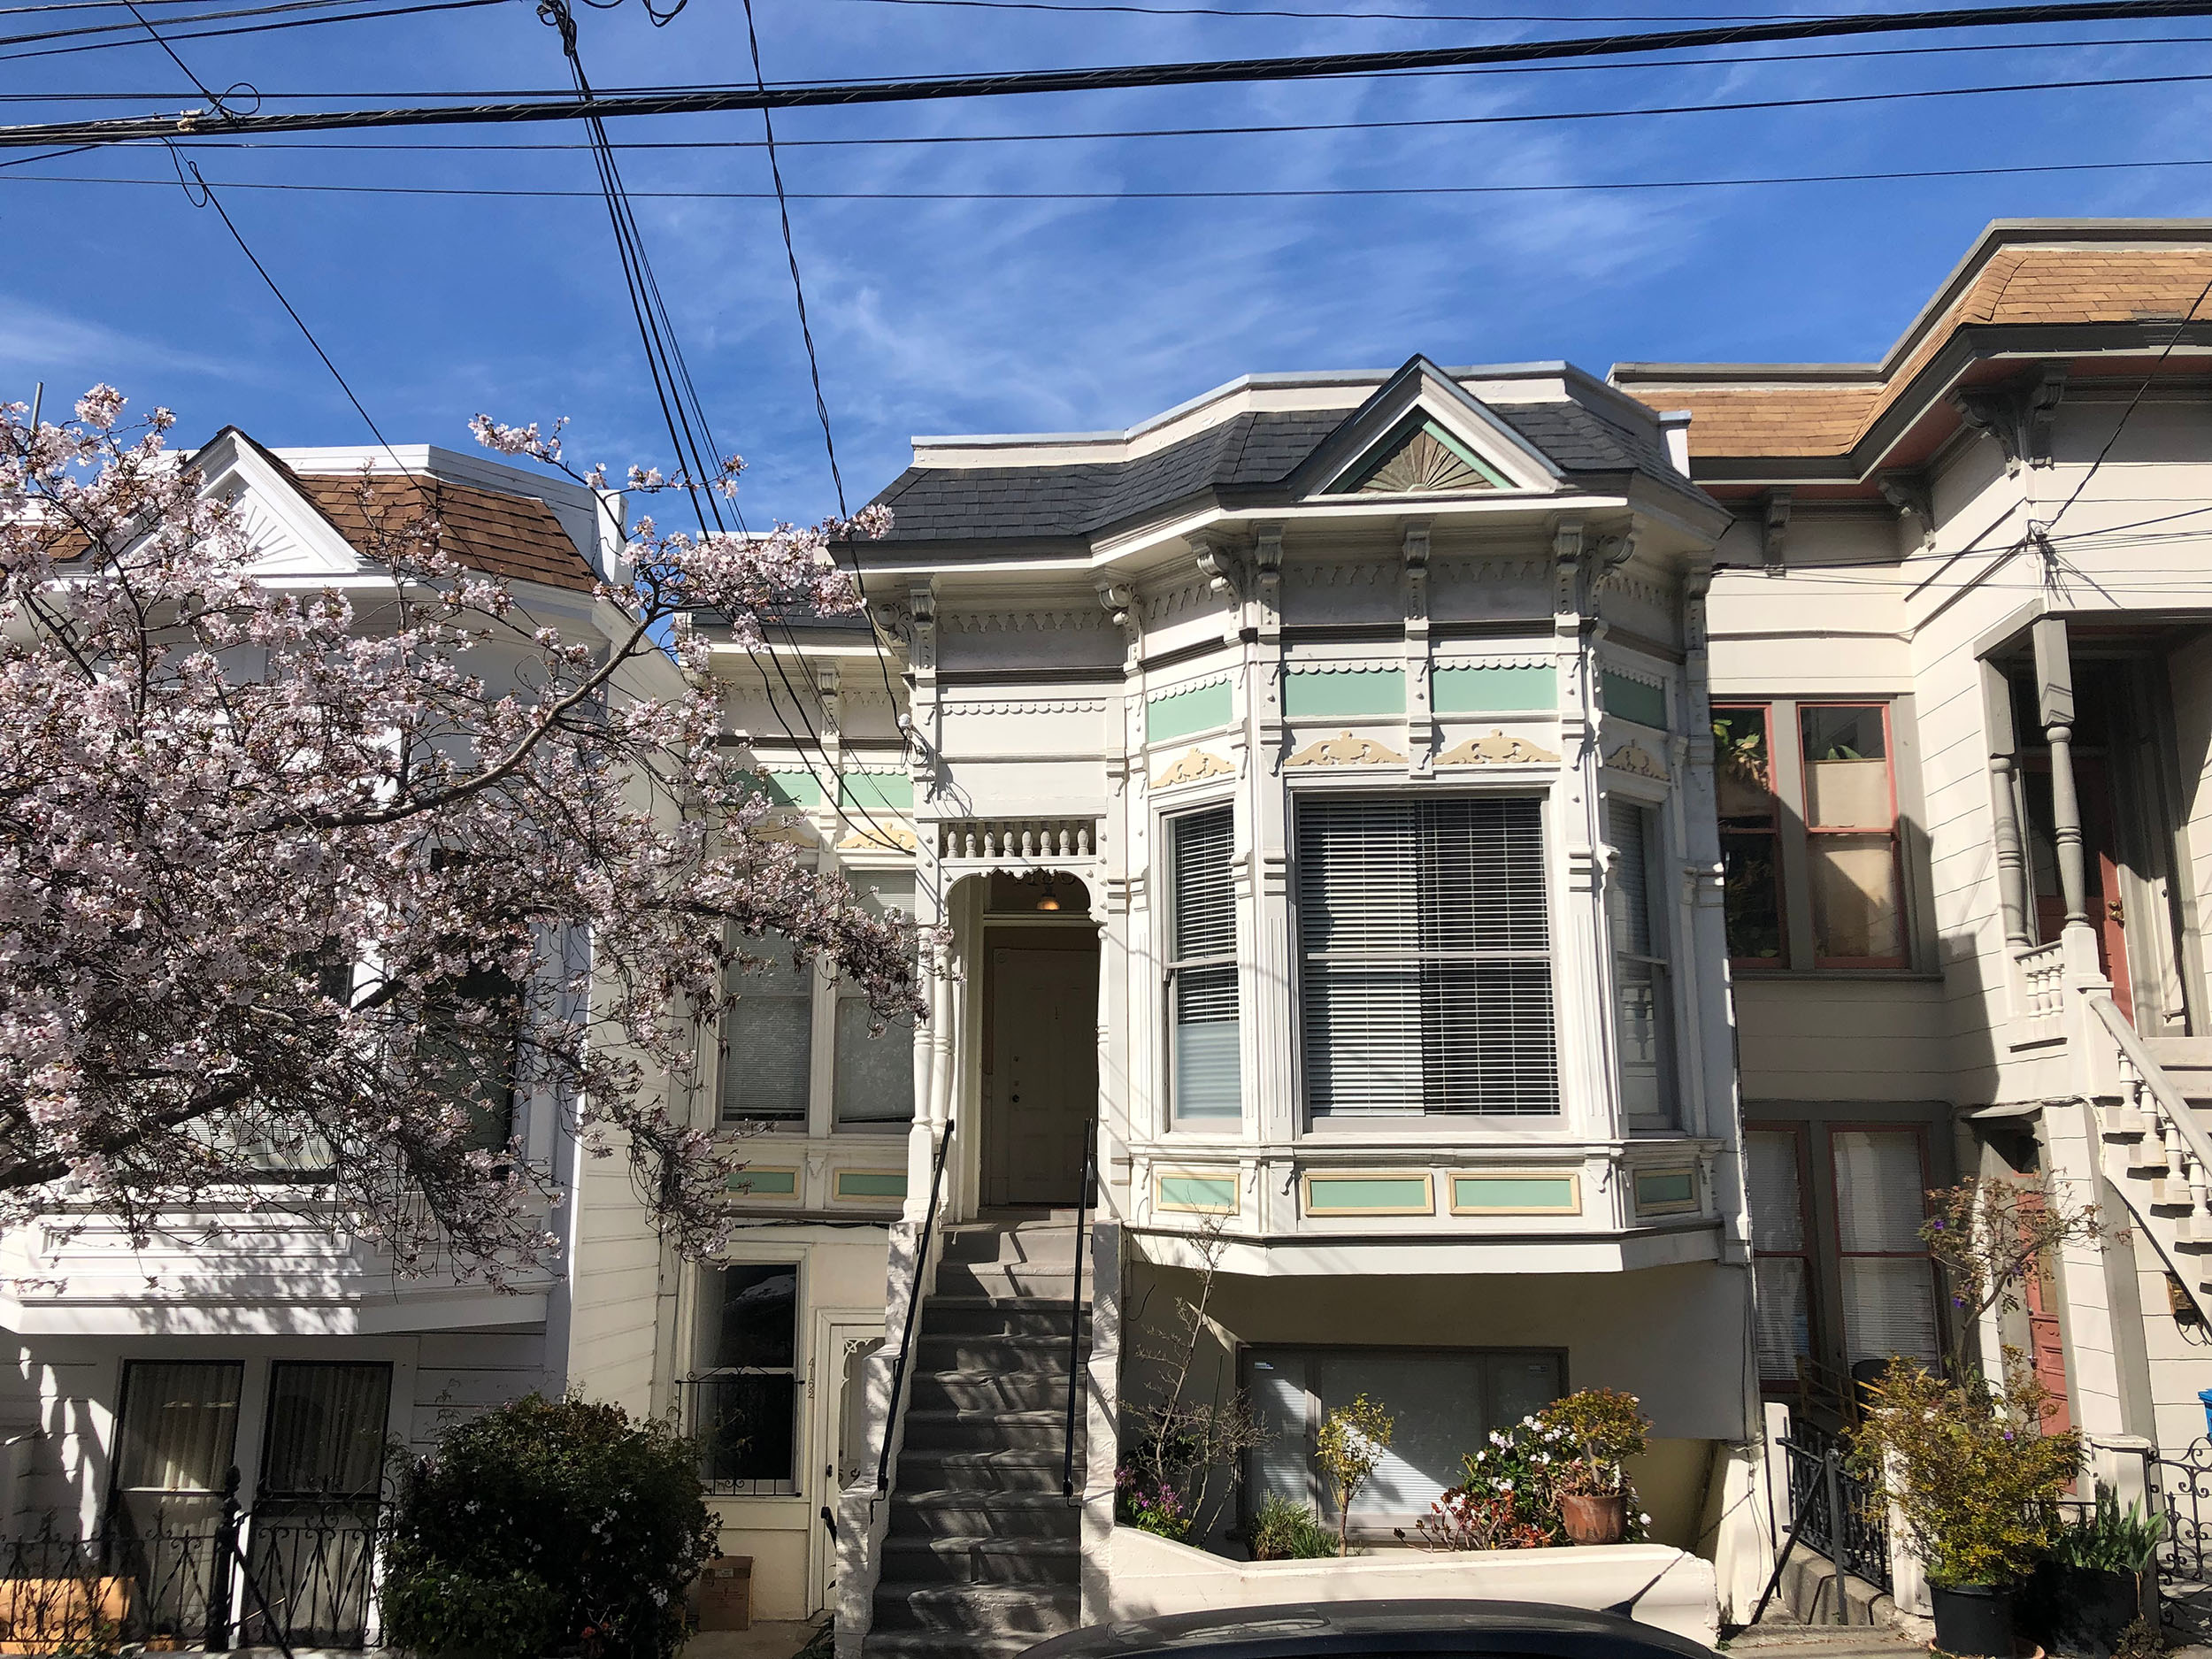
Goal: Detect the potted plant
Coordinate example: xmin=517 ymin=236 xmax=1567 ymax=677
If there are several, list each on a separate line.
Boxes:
xmin=2024 ymin=1491 xmax=2163 ymax=1659
xmin=1543 ymin=1388 xmax=1649 ymax=1546
xmin=1851 ymin=1357 xmax=2081 ymax=1658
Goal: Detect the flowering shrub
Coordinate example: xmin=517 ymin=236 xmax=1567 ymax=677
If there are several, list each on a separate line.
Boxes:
xmin=1116 ymin=1464 xmax=1193 ymax=1541
xmin=1416 ymin=1394 xmax=1655 ymax=1552
xmin=381 ymin=1393 xmax=717 ymax=1659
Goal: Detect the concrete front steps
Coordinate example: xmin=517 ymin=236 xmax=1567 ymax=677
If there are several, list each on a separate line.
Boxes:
xmin=864 ymin=1217 xmax=1091 ymax=1659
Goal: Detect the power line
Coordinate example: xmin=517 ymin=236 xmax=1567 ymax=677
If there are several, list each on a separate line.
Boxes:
xmin=6 ymin=0 xmax=2212 ymax=146
xmin=829 ymin=0 xmax=1844 ymax=19
xmin=2040 ymin=274 xmax=2212 ymax=536
xmin=55 ymin=33 xmax=2212 ymax=155
xmin=7 ymin=24 xmax=2206 ymax=98
xmin=0 ymin=0 xmax=503 ymax=59
xmin=0 ymin=0 xmax=458 ymax=50
xmin=22 ymin=149 xmax=2212 ymax=198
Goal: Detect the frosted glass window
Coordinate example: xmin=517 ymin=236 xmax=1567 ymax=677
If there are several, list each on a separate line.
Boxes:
xmin=1747 ymin=1127 xmax=1815 ymax=1383
xmin=835 ymin=876 xmax=917 ymax=1128
xmin=722 ymin=953 xmax=813 ymax=1124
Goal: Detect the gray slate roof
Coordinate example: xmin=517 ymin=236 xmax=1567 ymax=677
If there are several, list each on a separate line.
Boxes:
xmin=870 ymin=397 xmax=1681 ymax=547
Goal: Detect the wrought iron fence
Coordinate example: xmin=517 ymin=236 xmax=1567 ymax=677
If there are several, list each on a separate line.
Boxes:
xmin=677 ymin=1374 xmax=800 ymax=1498
xmin=0 ymin=1490 xmax=385 ymax=1650
xmin=2150 ymin=1438 xmax=2212 ymax=1591
xmin=1780 ymin=1424 xmax=1893 ymax=1594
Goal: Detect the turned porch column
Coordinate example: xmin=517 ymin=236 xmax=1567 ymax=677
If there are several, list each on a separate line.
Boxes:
xmin=2032 ymin=615 xmax=2103 ymax=980
xmin=1979 ymin=658 xmax=2032 ymax=949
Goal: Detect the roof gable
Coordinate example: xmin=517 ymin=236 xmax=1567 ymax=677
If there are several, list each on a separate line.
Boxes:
xmin=1288 ymin=356 xmax=1564 ymax=500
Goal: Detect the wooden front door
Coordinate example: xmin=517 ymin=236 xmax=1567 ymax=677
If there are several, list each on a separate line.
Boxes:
xmin=2019 ymin=1188 xmax=2072 ymax=1433
xmin=983 ymin=944 xmax=1098 ymax=1207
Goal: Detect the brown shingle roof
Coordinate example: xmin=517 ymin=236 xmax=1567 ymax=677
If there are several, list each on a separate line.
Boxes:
xmin=289 ymin=472 xmax=598 ymax=593
xmin=1622 ymin=238 xmax=2212 ymax=462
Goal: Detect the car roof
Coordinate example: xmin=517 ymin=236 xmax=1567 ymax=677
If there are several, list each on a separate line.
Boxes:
xmin=1018 ymin=1601 xmax=1717 ymax=1659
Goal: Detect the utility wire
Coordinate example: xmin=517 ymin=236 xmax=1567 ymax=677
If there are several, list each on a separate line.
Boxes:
xmin=12 ymin=26 xmax=2211 ymax=97
xmin=0 ymin=0 xmax=503 ymax=59
xmin=25 ymin=61 xmax=2212 ymax=157
xmin=737 ymin=0 xmax=910 ymax=753
xmin=0 ymin=0 xmax=462 ymax=50
xmin=27 ymin=149 xmax=2212 ymax=197
xmin=7 ymin=0 xmax=2212 ymax=145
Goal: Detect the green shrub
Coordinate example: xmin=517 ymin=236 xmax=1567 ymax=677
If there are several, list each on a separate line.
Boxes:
xmin=1248 ymin=1494 xmax=1336 ymax=1560
xmin=2049 ymin=1491 xmax=2163 ymax=1574
xmin=380 ymin=1393 xmax=718 ymax=1659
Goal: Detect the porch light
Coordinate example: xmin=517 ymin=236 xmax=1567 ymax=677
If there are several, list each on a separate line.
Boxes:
xmin=1035 ymin=874 xmax=1061 ymax=911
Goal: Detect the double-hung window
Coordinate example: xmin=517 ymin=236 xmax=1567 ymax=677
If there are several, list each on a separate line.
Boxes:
xmin=834 ymin=874 xmax=918 ymax=1131
xmin=1166 ymin=808 xmax=1240 ymax=1125
xmin=694 ymin=1263 xmax=800 ymax=1494
xmin=1713 ymin=699 xmax=1911 ymax=971
xmin=721 ymin=954 xmax=815 ymax=1126
xmin=1746 ymin=1127 xmax=1815 ymax=1386
xmin=111 ymin=1361 xmax=242 ymax=1537
xmin=1297 ymin=795 xmax=1556 ymax=1118
xmin=1606 ymin=799 xmax=1675 ymax=1131
xmin=1832 ymin=1129 xmax=1939 ymax=1369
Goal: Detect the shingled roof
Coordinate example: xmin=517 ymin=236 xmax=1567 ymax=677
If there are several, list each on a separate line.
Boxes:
xmin=869 ymin=387 xmax=1683 ymax=547
xmin=288 ymin=470 xmax=600 ymax=593
xmin=1614 ymin=225 xmax=2212 ymax=467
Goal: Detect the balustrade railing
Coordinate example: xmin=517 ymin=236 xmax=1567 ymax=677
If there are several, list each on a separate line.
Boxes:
xmin=2016 ymin=940 xmax=2067 ymax=1038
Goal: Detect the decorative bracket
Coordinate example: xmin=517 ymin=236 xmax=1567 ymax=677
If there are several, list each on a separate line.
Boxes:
xmin=1954 ymin=364 xmax=2068 ymax=475
xmin=1760 ymin=488 xmax=1793 ymax=576
xmin=1876 ymin=470 xmax=1936 ymax=548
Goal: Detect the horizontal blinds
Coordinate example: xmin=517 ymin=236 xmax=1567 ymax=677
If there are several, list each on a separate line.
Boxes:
xmin=1841 ymin=1258 xmax=1940 ymax=1367
xmin=1745 ymin=1130 xmax=1805 ymax=1251
xmin=1299 ymin=796 xmax=1556 ymax=1116
xmin=1754 ymin=1258 xmax=1812 ymax=1382
xmin=1832 ymin=1130 xmax=1926 ymax=1253
xmin=1171 ymin=809 xmax=1240 ymax=1120
xmin=723 ymin=955 xmax=811 ymax=1122
xmin=1607 ymin=798 xmax=1655 ymax=957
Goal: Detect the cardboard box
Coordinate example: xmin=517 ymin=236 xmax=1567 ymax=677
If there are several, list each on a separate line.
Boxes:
xmin=695 ymin=1556 xmax=752 ymax=1632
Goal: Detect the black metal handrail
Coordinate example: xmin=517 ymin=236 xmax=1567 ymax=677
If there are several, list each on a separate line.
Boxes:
xmin=1063 ymin=1116 xmax=1097 ymax=1502
xmin=876 ymin=1118 xmax=955 ymax=1493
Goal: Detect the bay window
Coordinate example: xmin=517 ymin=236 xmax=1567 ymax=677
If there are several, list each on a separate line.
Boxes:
xmin=1606 ymin=799 xmax=1675 ymax=1132
xmin=1167 ymin=807 xmax=1240 ymax=1125
xmin=834 ymin=874 xmax=918 ymax=1131
xmin=1297 ymin=795 xmax=1556 ymax=1118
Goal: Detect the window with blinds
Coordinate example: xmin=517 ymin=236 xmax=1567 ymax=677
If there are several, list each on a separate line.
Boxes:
xmin=1168 ymin=808 xmax=1240 ymax=1123
xmin=1245 ymin=1348 xmax=1563 ymax=1531
xmin=1746 ymin=1127 xmax=1814 ymax=1385
xmin=1296 ymin=795 xmax=1557 ymax=1117
xmin=1607 ymin=799 xmax=1676 ymax=1132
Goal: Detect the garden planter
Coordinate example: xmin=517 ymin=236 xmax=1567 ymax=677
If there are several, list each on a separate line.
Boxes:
xmin=1932 ymin=1582 xmax=2017 ymax=1657
xmin=1559 ymin=1494 xmax=1627 ymax=1546
xmin=2024 ymin=1564 xmax=2156 ymax=1659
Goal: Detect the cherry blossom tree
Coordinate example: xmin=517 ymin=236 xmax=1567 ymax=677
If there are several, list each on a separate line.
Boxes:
xmin=0 ymin=388 xmax=921 ymax=1285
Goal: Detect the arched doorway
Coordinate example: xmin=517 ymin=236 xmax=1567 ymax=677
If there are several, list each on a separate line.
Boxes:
xmin=977 ymin=870 xmax=1099 ymax=1209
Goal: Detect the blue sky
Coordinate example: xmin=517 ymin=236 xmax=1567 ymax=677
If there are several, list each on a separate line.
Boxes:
xmin=2 ymin=0 xmax=2208 ymax=521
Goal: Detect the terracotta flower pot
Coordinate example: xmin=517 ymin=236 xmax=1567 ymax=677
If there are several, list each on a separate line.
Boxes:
xmin=1560 ymin=1493 xmax=1627 ymax=1546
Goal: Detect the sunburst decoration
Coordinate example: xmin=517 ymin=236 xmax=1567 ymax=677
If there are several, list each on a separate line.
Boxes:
xmin=1354 ymin=424 xmax=1495 ymax=494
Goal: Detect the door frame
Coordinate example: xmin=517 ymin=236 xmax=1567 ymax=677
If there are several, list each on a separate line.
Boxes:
xmin=806 ymin=1310 xmax=884 ymax=1617
xmin=978 ymin=919 xmax=1102 ymax=1209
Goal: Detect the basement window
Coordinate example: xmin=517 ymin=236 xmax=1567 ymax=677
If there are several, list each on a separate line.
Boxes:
xmin=691 ymin=1263 xmax=800 ymax=1495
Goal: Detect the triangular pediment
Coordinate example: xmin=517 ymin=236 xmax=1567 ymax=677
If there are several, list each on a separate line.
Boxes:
xmin=1325 ymin=413 xmax=1509 ymax=495
xmin=1288 ymin=355 xmax=1565 ymax=502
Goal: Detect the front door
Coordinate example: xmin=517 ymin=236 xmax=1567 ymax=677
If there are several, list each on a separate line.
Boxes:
xmin=984 ymin=944 xmax=1098 ymax=1207
xmin=809 ymin=1317 xmax=883 ymax=1616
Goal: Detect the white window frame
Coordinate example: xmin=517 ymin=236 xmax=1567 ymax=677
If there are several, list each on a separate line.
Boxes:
xmin=1164 ymin=803 xmax=1242 ymax=1131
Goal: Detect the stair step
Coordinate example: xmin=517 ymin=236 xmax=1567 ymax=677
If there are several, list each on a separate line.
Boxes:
xmin=891 ymin=1491 xmax=1082 ymax=1528
xmin=909 ymin=1369 xmax=1076 ymax=1413
xmin=896 ymin=1450 xmax=1070 ymax=1494
xmin=916 ymin=1331 xmax=1084 ymax=1371
xmin=862 ymin=1631 xmax=1043 ymax=1659
xmin=933 ymin=1262 xmax=1092 ymax=1300
xmin=941 ymin=1225 xmax=1086 ymax=1266
xmin=902 ymin=1408 xmax=1085 ymax=1453
xmin=871 ymin=1581 xmax=1080 ymax=1634
xmin=922 ymin=1299 xmax=1092 ymax=1340
xmin=880 ymin=1534 xmax=1080 ymax=1584
xmin=2101 ymin=1108 xmax=2153 ymax=1138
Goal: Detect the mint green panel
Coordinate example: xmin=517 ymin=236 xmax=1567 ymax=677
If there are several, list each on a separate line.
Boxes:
xmin=760 ymin=768 xmax=823 ymax=807
xmin=1160 ymin=1175 xmax=1237 ymax=1212
xmin=1601 ymin=671 xmax=1668 ymax=729
xmin=1284 ymin=669 xmax=1407 ymax=718
xmin=727 ymin=1168 xmax=797 ymax=1195
xmin=1148 ymin=681 xmax=1233 ymax=741
xmin=1433 ymin=664 xmax=1555 ymax=714
xmin=1452 ymin=1175 xmax=1577 ymax=1212
xmin=840 ymin=772 xmax=915 ymax=812
xmin=1306 ymin=1175 xmax=1431 ymax=1213
xmin=835 ymin=1171 xmax=908 ymax=1199
xmin=1634 ymin=1169 xmax=1696 ymax=1210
